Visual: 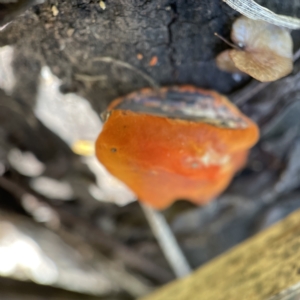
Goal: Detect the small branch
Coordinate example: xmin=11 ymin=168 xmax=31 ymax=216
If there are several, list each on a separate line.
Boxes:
xmin=0 ymin=176 xmax=173 ymax=284
xmin=293 ymin=48 xmax=300 ymax=62
xmin=214 ymin=33 xmax=240 ymax=50
xmin=230 ymin=80 xmax=269 ymax=106
xmin=141 ymin=203 xmax=192 ymax=278
xmin=93 ymin=56 xmax=160 ymax=91
xmin=74 ymin=74 xmax=107 ymax=82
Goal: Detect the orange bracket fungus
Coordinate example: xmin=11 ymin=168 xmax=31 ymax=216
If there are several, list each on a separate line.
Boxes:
xmin=96 ymin=86 xmax=259 ymax=210
xmin=216 ymin=16 xmax=293 ymax=82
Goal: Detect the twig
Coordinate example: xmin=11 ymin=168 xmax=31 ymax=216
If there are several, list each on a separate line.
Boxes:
xmin=141 ymin=203 xmax=192 ymax=278
xmin=214 ymin=33 xmax=240 ymax=50
xmin=74 ymin=74 xmax=107 ymax=82
xmin=293 ymin=48 xmax=300 ymax=62
xmin=61 ymin=210 xmax=174 ymax=284
xmin=57 ymin=228 xmax=153 ymax=298
xmin=0 ymin=176 xmax=173 ymax=284
xmin=93 ymin=56 xmax=160 ymax=90
xmin=230 ymin=80 xmax=269 ymax=106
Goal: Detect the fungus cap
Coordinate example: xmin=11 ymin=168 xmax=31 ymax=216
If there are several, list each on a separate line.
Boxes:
xmin=96 ymin=86 xmax=259 ymax=209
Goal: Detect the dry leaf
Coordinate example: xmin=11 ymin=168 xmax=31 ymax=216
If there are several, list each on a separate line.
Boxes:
xmin=216 ymin=16 xmax=293 ymax=82
xmin=216 ymin=50 xmax=241 ymax=73
xmin=223 ymin=0 xmax=300 ymax=30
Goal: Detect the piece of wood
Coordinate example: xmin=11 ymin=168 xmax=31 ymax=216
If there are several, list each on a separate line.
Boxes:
xmin=140 ymin=208 xmax=300 ymax=300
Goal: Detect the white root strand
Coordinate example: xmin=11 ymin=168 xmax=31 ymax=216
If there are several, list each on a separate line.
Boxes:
xmin=141 ymin=203 xmax=192 ymax=278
